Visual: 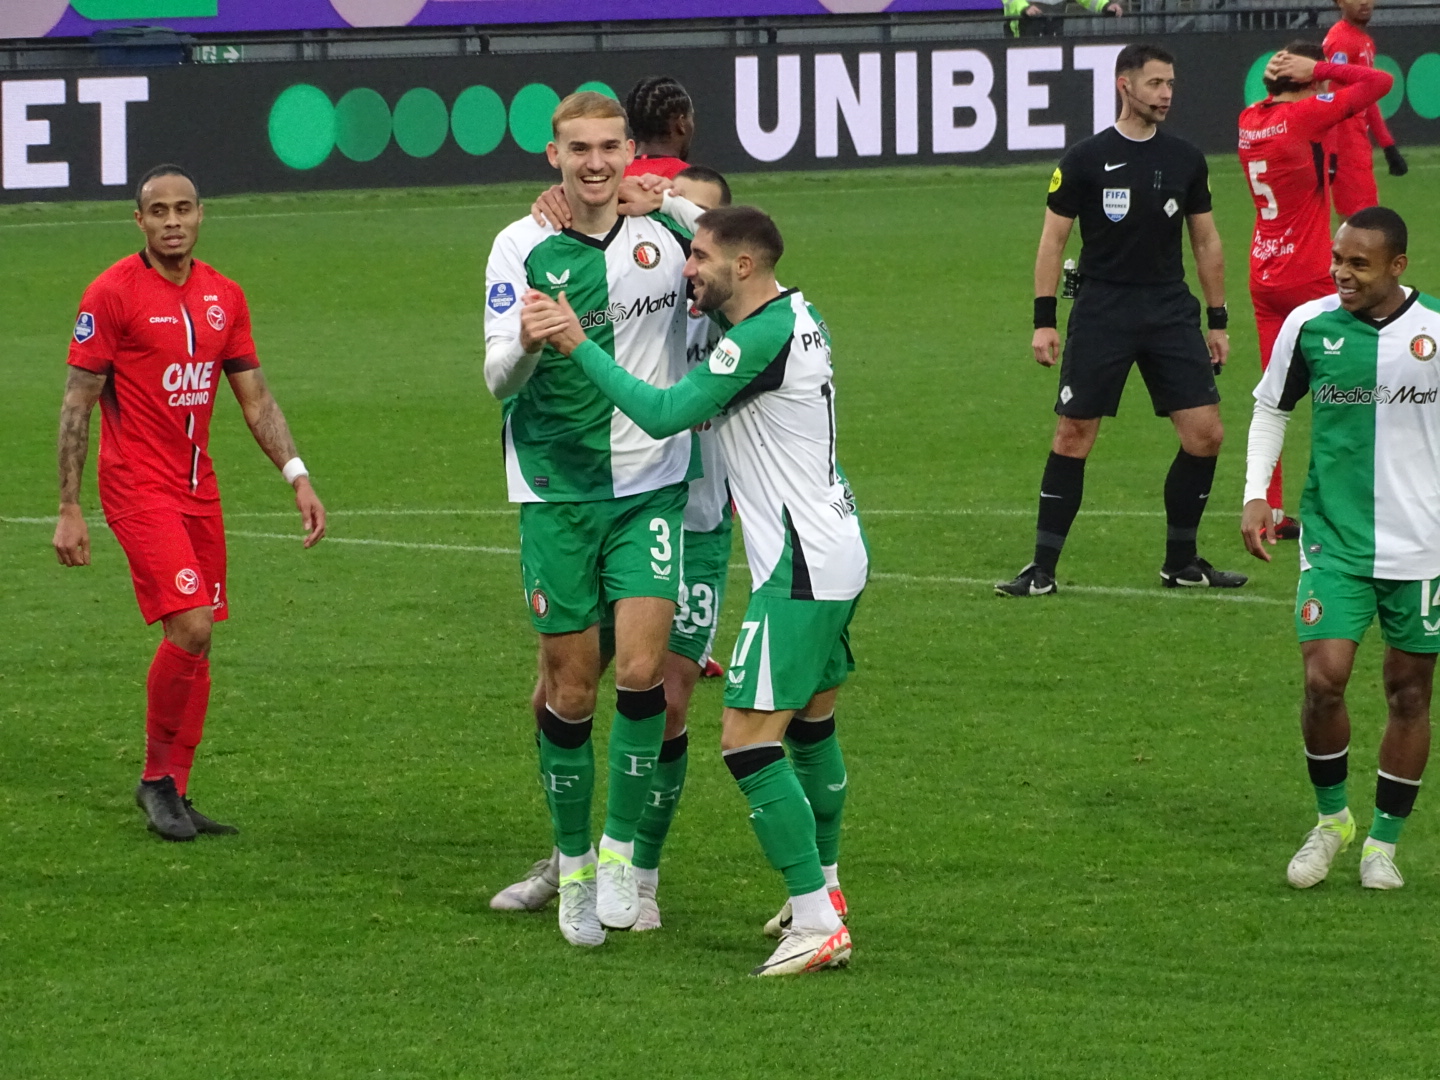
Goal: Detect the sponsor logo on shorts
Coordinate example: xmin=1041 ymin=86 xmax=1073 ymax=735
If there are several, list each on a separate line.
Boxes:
xmin=726 ymin=668 xmax=746 ymax=687
xmin=1059 ymin=385 xmax=1074 ymax=405
xmin=175 ymin=568 xmax=201 ymax=596
xmin=206 ymin=305 xmax=226 ymax=332
xmin=1102 ymin=188 xmax=1129 ymax=222
xmin=488 ymin=282 xmax=517 ymax=313
xmin=633 ymin=241 xmax=661 ymax=269
xmin=1300 ymin=597 xmax=1323 ymax=626
xmin=530 ymin=588 xmax=549 ymax=618
xmin=709 ymin=338 xmax=742 ymax=374
xmin=73 ymin=312 xmax=95 ymax=343
xmin=1411 ymin=334 xmax=1437 ymax=362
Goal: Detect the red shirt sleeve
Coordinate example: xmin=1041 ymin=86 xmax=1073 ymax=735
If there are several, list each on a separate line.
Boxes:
xmin=1365 ymin=101 xmax=1396 ymax=147
xmin=1289 ymin=62 xmax=1393 ymax=141
xmin=221 ymin=285 xmax=260 ymax=374
xmin=66 ymin=278 xmax=124 ymax=374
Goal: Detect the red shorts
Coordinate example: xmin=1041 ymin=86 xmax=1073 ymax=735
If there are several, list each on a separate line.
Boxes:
xmin=108 ymin=509 xmax=228 ymax=625
xmin=1252 ymin=277 xmax=1335 ymax=369
xmin=1329 ymin=146 xmax=1379 ymax=219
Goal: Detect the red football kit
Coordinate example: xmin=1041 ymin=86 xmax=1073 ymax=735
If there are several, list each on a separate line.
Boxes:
xmin=68 ymin=251 xmax=259 ymax=625
xmin=626 ymin=155 xmax=687 ymax=179
xmin=1324 ymin=19 xmax=1395 ymax=216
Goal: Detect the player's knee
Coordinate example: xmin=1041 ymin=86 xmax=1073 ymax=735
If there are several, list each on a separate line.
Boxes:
xmin=615 ymin=658 xmax=665 ymax=694
xmin=1051 ymin=419 xmax=1097 ymax=458
xmin=164 ymin=606 xmax=213 ymax=656
xmin=546 ymin=678 xmax=597 ymax=722
xmin=1383 ymin=677 xmax=1432 ymax=725
xmin=1303 ymin=667 xmax=1348 ymax=709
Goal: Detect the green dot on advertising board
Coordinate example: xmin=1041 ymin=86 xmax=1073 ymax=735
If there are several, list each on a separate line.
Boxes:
xmin=1407 ymin=53 xmax=1440 ymax=120
xmin=574 ymin=81 xmax=617 ymax=99
xmin=451 ymin=86 xmax=507 ymax=156
xmin=269 ymin=84 xmax=335 ymax=170
xmin=1375 ymin=55 xmax=1405 ymax=119
xmin=509 ymin=83 xmax=561 ymax=154
xmin=1244 ymin=52 xmax=1276 ymax=106
xmin=335 ymin=88 xmax=392 ymax=163
xmin=393 ymin=87 xmax=449 ymax=158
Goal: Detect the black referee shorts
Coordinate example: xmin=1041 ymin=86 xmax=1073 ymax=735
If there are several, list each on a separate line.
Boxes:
xmin=1055 ymin=280 xmax=1220 ymax=419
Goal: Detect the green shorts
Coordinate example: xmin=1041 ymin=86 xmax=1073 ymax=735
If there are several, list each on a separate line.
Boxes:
xmin=519 ymin=483 xmax=686 ymax=635
xmin=723 ymin=590 xmax=860 ymax=711
xmin=1295 ymin=566 xmax=1440 ymax=653
xmin=668 ymin=516 xmax=734 ymax=665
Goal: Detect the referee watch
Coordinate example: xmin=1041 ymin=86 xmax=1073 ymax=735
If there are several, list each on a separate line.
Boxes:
xmin=1206 ymin=305 xmax=1228 ymax=331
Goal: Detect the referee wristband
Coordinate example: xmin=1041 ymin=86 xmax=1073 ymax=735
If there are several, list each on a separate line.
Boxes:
xmin=1034 ymin=296 xmax=1058 ymax=330
xmin=282 ymin=457 xmax=309 ymax=485
xmin=1206 ymin=305 xmax=1229 ymax=331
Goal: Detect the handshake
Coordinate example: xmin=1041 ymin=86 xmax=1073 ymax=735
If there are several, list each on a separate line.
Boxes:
xmin=519 ymin=289 xmax=587 ymax=358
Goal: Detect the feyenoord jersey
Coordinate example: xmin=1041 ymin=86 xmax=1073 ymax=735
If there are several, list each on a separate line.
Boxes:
xmin=1238 ymin=63 xmax=1391 ymax=289
xmin=689 ymin=289 xmax=867 ymax=601
xmin=484 ymin=212 xmax=693 ymax=502
xmin=66 ymin=252 xmax=259 ymax=521
xmin=1324 ymin=19 xmax=1395 ymax=151
xmin=682 ymin=302 xmax=729 ymax=534
xmin=1255 ymin=289 xmax=1440 ymax=579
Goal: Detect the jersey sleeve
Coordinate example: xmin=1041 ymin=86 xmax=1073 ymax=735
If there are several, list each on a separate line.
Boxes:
xmin=483 ymin=226 xmax=541 ymax=398
xmin=657 ymin=194 xmax=703 ymax=236
xmin=1291 ymin=63 xmax=1394 ymax=139
xmin=569 ymin=338 xmax=719 ymax=439
xmin=66 ymin=278 xmax=124 ymax=374
xmin=221 ymin=285 xmax=260 ymax=373
xmin=1254 ymin=307 xmax=1313 ymax=412
xmin=1045 ymin=146 xmax=1083 ymax=219
xmin=1184 ymin=149 xmax=1213 ymax=215
xmin=686 ymin=315 xmax=795 ymax=413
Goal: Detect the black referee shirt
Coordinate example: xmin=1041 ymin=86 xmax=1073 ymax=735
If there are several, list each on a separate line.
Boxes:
xmin=1046 ymin=126 xmax=1212 ymax=286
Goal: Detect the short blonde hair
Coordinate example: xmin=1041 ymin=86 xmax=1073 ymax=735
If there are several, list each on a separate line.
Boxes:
xmin=551 ymin=91 xmax=628 ymax=138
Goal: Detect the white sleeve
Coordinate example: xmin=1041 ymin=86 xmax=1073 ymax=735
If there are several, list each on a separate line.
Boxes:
xmin=660 ymin=192 xmax=705 ymax=234
xmin=1244 ymin=401 xmax=1291 ymax=504
xmin=483 ymin=228 xmax=539 ymax=399
xmin=1253 ymin=305 xmax=1309 ymax=410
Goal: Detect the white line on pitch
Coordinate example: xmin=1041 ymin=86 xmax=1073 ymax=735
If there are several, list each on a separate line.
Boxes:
xmin=0 ymin=201 xmax=523 ymax=232
xmin=868 ymin=570 xmax=1286 ymax=605
xmin=227 ymin=530 xmax=517 ymax=555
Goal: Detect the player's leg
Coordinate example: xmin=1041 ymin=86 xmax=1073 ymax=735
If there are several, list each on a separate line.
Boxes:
xmin=489 ymin=651 xmax=562 ymax=911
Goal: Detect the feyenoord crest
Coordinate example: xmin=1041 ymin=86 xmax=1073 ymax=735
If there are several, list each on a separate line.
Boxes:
xmin=207 ymin=305 xmax=226 ymax=332
xmin=633 ymin=241 xmax=661 ymax=269
xmin=530 ymin=588 xmax=549 ymax=618
xmin=1300 ymin=597 xmax=1323 ymax=626
xmin=1102 ymin=188 xmax=1130 ymax=222
xmin=1410 ymin=334 xmax=1437 ymax=361
xmin=175 ymin=568 xmax=201 ymax=596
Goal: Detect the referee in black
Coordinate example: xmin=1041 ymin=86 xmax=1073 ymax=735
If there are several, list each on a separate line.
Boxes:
xmin=997 ymin=42 xmax=1248 ymax=597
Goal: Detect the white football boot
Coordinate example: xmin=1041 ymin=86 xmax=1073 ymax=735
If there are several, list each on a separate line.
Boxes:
xmin=557 ymin=862 xmax=606 ymax=947
xmin=489 ymin=849 xmax=559 ymax=911
xmin=1286 ymin=815 xmax=1356 ymax=888
xmin=1360 ymin=843 xmax=1405 ymax=890
xmin=596 ymin=846 xmax=640 ymax=929
xmin=764 ymin=887 xmax=848 ymax=938
xmin=751 ymin=924 xmax=852 ymax=977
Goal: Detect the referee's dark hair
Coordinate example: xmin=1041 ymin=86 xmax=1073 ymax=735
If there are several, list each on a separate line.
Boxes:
xmin=135 ymin=163 xmax=199 ymax=209
xmin=696 ymin=205 xmax=783 ymax=269
xmin=625 ymin=76 xmax=693 ymax=144
xmin=1115 ymin=43 xmax=1175 ymax=76
xmin=676 ymin=165 xmax=732 ymax=206
xmin=1345 ymin=206 xmax=1408 ymax=258
xmin=1264 ymin=41 xmax=1327 ymax=95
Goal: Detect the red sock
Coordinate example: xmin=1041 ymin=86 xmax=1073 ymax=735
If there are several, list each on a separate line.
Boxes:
xmin=142 ymin=639 xmax=204 ymax=785
xmin=168 ymin=655 xmax=212 ymax=796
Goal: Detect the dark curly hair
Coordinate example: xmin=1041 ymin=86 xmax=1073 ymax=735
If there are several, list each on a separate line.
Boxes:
xmin=625 ymin=76 xmax=694 ymax=144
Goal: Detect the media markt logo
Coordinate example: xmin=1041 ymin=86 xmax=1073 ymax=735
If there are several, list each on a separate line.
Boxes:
xmin=1314 ymin=383 xmax=1439 ymax=405
xmin=268 ymin=79 xmax=618 ymax=170
xmin=578 ymin=292 xmax=679 ymax=331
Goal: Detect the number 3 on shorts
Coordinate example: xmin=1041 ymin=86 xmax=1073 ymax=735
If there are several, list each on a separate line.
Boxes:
xmin=649 ymin=517 xmax=672 ymax=569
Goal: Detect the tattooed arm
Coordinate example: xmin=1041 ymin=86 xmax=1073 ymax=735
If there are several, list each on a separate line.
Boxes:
xmin=53 ymin=367 xmax=107 ymax=567
xmin=228 ymin=367 xmax=326 ymax=548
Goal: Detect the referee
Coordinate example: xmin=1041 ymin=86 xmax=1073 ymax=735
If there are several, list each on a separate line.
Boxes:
xmin=997 ymin=43 xmax=1248 ymax=597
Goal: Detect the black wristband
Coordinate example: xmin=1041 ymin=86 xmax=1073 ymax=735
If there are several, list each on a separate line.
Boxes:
xmin=1034 ymin=296 xmax=1058 ymax=329
xmin=1206 ymin=305 xmax=1228 ymax=331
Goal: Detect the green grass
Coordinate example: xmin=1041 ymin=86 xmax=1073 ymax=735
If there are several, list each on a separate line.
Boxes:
xmin=5 ymin=150 xmax=1440 ymax=1078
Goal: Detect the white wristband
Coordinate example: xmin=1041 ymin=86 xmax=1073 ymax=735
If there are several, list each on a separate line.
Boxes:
xmin=282 ymin=457 xmax=309 ymax=484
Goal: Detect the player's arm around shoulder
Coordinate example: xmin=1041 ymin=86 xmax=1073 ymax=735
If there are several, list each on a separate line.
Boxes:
xmin=227 ymin=366 xmax=326 ymax=548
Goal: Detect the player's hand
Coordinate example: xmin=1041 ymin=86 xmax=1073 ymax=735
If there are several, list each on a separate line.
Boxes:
xmin=520 ymin=289 xmax=571 ymax=352
xmin=1032 ymin=327 xmax=1061 ymax=367
xmin=1104 ymin=2 xmax=1122 ymax=14
xmin=530 ymin=184 xmax=572 ymax=231
xmin=1265 ymin=50 xmax=1317 ymax=88
xmin=294 ymin=477 xmax=326 ymax=548
xmin=1207 ymin=329 xmax=1230 ymax=370
xmin=618 ymin=176 xmax=668 ymax=217
xmin=1024 ymin=4 xmax=1041 ymax=13
xmin=546 ymin=292 xmax=588 ymax=356
xmin=53 ymin=504 xmax=91 ymax=567
xmin=1384 ymin=145 xmax=1409 ymax=177
xmin=1241 ymin=498 xmax=1276 ymax=562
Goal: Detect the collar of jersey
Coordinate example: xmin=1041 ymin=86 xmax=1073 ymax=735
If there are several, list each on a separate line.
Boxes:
xmin=737 ymin=287 xmax=799 ymax=325
xmin=1351 ymin=287 xmax=1418 ymax=330
xmin=562 ymin=216 xmax=625 ymax=251
xmin=1111 ymin=124 xmax=1158 ymax=143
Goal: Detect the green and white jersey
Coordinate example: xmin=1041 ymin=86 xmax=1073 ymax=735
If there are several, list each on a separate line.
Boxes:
xmin=484 ymin=212 xmax=693 ymax=502
xmin=1256 ymin=288 xmax=1440 ymax=579
xmin=690 ymin=288 xmax=868 ymax=601
xmin=683 ymin=301 xmax=729 ymax=533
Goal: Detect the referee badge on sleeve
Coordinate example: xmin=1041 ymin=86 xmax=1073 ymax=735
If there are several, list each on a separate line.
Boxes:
xmin=1048 ymin=167 xmax=1063 ymax=194
xmin=1103 ymin=189 xmax=1130 ymax=222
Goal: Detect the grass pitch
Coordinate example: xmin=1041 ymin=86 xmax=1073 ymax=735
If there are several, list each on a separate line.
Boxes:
xmin=5 ymin=151 xmax=1440 ymax=1078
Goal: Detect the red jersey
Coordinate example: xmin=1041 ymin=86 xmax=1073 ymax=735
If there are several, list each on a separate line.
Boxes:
xmin=626 ymin=155 xmax=687 ymax=179
xmin=1324 ymin=19 xmax=1395 ymax=150
xmin=67 ymin=252 xmax=259 ymax=522
xmin=1237 ymin=62 xmax=1392 ymax=288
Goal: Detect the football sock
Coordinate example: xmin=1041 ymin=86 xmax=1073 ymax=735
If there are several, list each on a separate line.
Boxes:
xmin=785 ymin=714 xmax=846 ymax=867
xmin=634 ymin=729 xmax=689 ymax=871
xmin=635 ymin=866 xmax=659 ymax=896
xmin=167 ymin=652 xmax=212 ymax=796
xmin=823 ymin=864 xmax=841 ymax=891
xmin=603 ymin=683 xmax=666 ymax=845
xmin=558 ymin=847 xmax=596 ymax=879
xmin=1370 ymin=770 xmax=1421 ymax=845
xmin=790 ymin=885 xmax=843 ymax=933
xmin=1033 ymin=451 xmax=1086 ymax=574
xmin=1163 ymin=449 xmax=1217 ymax=570
xmin=598 ymin=835 xmax=634 ymax=861
xmin=142 ymin=639 xmax=205 ymax=784
xmin=724 ymin=743 xmax=826 ymax=898
xmin=1305 ymin=745 xmax=1349 ymax=817
xmin=538 ymin=707 xmax=595 ymax=858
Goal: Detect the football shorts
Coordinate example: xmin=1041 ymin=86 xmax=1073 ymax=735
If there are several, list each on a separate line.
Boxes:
xmin=669 ymin=514 xmax=734 ymax=665
xmin=109 ymin=508 xmax=228 ymax=625
xmin=1295 ymin=566 xmax=1440 ymax=653
xmin=723 ymin=591 xmax=860 ymax=712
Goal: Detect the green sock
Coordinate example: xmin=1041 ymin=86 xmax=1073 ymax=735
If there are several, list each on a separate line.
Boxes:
xmin=634 ymin=732 xmax=688 ymax=871
xmin=1315 ymin=781 xmax=1348 ymax=817
xmin=603 ymin=686 xmax=666 ymax=845
xmin=539 ymin=727 xmax=594 ymax=858
xmin=1370 ymin=809 xmax=1407 ymax=845
xmin=787 ymin=720 xmax=847 ymax=867
xmin=736 ymin=758 xmax=826 ymax=896
xmin=534 ymin=732 xmax=561 ymax=850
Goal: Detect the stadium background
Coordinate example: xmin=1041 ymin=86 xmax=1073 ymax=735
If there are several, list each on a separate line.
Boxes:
xmin=5 ymin=2 xmax=1440 ymax=1076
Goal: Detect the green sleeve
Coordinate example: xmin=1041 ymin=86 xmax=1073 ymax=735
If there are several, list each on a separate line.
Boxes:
xmin=570 ymin=339 xmax=720 ymax=439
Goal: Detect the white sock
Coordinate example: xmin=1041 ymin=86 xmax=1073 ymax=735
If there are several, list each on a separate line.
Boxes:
xmin=598 ymin=835 xmax=634 ymax=862
xmin=1365 ymin=837 xmax=1397 ymax=858
xmin=822 ymin=864 xmax=840 ymax=891
xmin=558 ymin=847 xmax=596 ymax=878
xmin=635 ymin=866 xmax=659 ymax=896
xmin=543 ymin=846 xmax=560 ymax=883
xmin=790 ymin=886 xmax=842 ymax=933
xmin=1319 ymin=808 xmax=1350 ymax=825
